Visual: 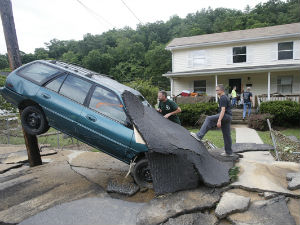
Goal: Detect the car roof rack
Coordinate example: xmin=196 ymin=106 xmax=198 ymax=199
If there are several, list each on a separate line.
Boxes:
xmin=48 ymin=60 xmax=114 ymax=80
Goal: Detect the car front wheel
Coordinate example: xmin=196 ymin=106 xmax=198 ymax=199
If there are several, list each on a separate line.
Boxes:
xmin=21 ymin=106 xmax=49 ymax=135
xmin=133 ymin=158 xmax=153 ymax=189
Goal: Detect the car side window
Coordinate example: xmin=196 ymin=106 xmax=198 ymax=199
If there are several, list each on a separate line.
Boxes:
xmin=89 ymin=86 xmax=127 ymax=124
xmin=59 ymin=75 xmax=92 ymax=104
xmin=18 ymin=63 xmax=61 ymax=83
xmin=45 ymin=74 xmax=67 ymax=92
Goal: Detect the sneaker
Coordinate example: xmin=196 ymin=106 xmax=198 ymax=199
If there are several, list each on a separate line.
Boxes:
xmin=190 ymin=132 xmax=201 ymax=142
xmin=221 ymin=152 xmax=234 ymax=157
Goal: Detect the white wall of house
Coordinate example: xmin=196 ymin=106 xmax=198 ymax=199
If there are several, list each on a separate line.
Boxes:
xmin=172 ymin=38 xmax=300 ymax=73
xmin=172 ymin=70 xmax=300 ymax=97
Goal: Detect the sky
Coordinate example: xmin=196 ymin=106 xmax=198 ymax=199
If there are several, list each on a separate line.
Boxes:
xmin=0 ymin=0 xmax=271 ymax=54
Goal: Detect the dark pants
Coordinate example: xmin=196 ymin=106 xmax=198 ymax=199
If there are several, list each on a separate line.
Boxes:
xmin=196 ymin=114 xmax=232 ymax=154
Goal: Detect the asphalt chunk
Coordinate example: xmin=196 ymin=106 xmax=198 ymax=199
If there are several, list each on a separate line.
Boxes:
xmin=122 ymin=91 xmax=234 ymax=194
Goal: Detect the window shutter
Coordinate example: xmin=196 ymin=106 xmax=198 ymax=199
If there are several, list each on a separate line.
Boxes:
xmin=226 ymin=48 xmax=233 ymax=64
xmin=271 ymin=43 xmax=278 ymax=61
xmin=247 ymin=46 xmax=253 ymax=63
xmin=293 ymin=40 xmax=300 ymax=60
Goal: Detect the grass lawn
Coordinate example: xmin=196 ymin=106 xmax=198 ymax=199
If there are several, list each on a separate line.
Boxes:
xmin=187 ymin=127 xmax=236 ymax=148
xmin=257 ymin=127 xmax=300 ymax=145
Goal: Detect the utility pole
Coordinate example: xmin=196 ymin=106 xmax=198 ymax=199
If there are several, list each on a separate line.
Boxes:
xmin=0 ymin=0 xmax=42 ymax=166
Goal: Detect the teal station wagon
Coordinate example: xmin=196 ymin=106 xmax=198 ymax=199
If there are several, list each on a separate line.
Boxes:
xmin=0 ymin=60 xmax=152 ymax=187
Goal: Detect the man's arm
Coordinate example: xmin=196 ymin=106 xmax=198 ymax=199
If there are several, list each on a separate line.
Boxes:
xmin=217 ymin=107 xmax=225 ymax=128
xmin=164 ymin=107 xmax=181 ymax=119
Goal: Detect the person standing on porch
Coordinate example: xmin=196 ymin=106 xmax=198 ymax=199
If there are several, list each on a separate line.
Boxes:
xmin=231 ymin=86 xmax=237 ymax=107
xmin=242 ymin=87 xmax=253 ymax=120
xmin=190 ymin=84 xmax=233 ymax=156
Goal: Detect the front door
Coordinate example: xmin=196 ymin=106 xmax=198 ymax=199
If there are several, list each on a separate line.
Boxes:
xmin=229 ymin=78 xmax=241 ymax=94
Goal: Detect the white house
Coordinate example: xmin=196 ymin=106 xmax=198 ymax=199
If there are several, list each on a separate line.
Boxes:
xmin=163 ymin=23 xmax=300 ymax=103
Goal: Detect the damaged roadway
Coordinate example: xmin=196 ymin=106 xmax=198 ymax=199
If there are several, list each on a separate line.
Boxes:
xmin=122 ymin=91 xmax=235 ymax=194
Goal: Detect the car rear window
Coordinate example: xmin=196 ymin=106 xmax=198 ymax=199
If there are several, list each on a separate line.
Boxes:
xmin=89 ymin=86 xmax=127 ymax=124
xmin=59 ymin=75 xmax=92 ymax=104
xmin=18 ymin=63 xmax=61 ymax=83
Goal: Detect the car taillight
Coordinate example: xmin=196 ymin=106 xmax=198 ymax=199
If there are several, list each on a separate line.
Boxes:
xmin=6 ymin=83 xmax=13 ymax=89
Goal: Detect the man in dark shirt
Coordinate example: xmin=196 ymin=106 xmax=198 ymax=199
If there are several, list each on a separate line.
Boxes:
xmin=157 ymin=90 xmax=181 ymax=125
xmin=191 ymin=84 xmax=233 ymax=156
xmin=242 ymin=87 xmax=253 ymax=120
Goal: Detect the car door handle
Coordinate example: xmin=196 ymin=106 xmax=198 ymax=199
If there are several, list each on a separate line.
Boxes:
xmin=41 ymin=93 xmax=51 ymax=99
xmin=86 ymin=115 xmax=97 ymax=122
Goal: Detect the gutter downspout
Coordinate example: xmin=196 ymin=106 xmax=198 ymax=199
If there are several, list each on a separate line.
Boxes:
xmin=268 ymin=72 xmax=271 ymax=101
xmin=215 ymin=75 xmax=218 ymax=102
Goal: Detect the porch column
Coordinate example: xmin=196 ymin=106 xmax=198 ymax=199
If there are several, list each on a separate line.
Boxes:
xmin=268 ymin=72 xmax=271 ymax=101
xmin=215 ymin=74 xmax=218 ymax=102
xmin=170 ymin=77 xmax=173 ymax=98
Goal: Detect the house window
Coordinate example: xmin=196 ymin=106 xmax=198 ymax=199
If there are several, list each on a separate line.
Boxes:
xmin=188 ymin=50 xmax=206 ymax=68
xmin=233 ymin=46 xmax=246 ymax=63
xmin=194 ymin=80 xmax=206 ymax=94
xmin=277 ymin=76 xmax=293 ymax=94
xmin=278 ymin=42 xmax=293 ymax=60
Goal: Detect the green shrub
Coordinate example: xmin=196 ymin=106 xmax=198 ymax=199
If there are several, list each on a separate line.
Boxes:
xmin=0 ymin=75 xmax=17 ymax=112
xmin=125 ymin=79 xmax=159 ymax=106
xmin=178 ymin=102 xmax=218 ymax=126
xmin=260 ymin=101 xmax=300 ymax=126
xmin=248 ymin=113 xmax=274 ymax=131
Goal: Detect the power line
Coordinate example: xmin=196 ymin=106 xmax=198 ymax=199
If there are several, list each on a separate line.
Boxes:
xmin=74 ymin=0 xmax=116 ymax=29
xmin=120 ymin=0 xmax=143 ymax=24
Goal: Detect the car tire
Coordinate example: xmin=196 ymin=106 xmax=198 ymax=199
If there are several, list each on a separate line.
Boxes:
xmin=21 ymin=106 xmax=49 ymax=135
xmin=133 ymin=158 xmax=153 ymax=189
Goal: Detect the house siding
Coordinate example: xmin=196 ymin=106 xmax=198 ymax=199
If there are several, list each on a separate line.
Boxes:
xmin=172 ymin=38 xmax=300 ymax=73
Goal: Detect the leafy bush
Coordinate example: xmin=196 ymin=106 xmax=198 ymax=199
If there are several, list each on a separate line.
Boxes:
xmin=0 ymin=75 xmax=17 ymax=112
xmin=248 ymin=113 xmax=274 ymax=131
xmin=178 ymin=102 xmax=218 ymax=126
xmin=260 ymin=101 xmax=300 ymax=126
xmin=125 ymin=79 xmax=159 ymax=106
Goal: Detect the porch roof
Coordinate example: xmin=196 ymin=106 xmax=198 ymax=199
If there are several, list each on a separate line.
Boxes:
xmin=163 ymin=63 xmax=300 ymax=78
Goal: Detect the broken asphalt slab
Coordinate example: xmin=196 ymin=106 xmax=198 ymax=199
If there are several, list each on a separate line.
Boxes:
xmin=286 ymin=172 xmax=300 ymax=190
xmin=215 ymin=192 xmax=250 ymax=219
xmin=136 ymin=187 xmax=221 ymax=225
xmin=161 ymin=212 xmax=218 ymax=225
xmin=215 ymin=143 xmax=274 ymax=154
xmin=0 ymin=152 xmax=108 ymax=224
xmin=122 ymin=91 xmax=234 ymax=194
xmin=231 ymin=154 xmax=300 ymax=197
xmin=19 ymin=197 xmax=145 ymax=225
xmin=228 ymin=196 xmax=296 ymax=225
xmin=0 ymin=163 xmax=22 ymax=174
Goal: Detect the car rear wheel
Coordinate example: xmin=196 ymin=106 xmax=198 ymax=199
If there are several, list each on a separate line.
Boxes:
xmin=21 ymin=106 xmax=49 ymax=135
xmin=133 ymin=158 xmax=153 ymax=189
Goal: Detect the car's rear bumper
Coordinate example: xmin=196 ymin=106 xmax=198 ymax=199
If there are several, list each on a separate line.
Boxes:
xmin=0 ymin=86 xmax=24 ymax=107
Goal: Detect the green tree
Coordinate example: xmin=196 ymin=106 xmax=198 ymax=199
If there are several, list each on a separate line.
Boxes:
xmin=109 ymin=61 xmax=144 ymax=82
xmin=0 ymin=54 xmax=9 ymax=69
xmin=83 ymin=50 xmax=114 ymax=74
xmin=34 ymin=48 xmax=49 ymax=59
xmin=125 ymin=79 xmax=159 ymax=106
xmin=61 ymin=51 xmax=81 ymax=65
xmin=144 ymin=42 xmax=171 ymax=89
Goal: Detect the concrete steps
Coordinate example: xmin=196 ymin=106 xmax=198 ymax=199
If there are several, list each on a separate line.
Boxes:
xmin=231 ymin=109 xmax=248 ymax=124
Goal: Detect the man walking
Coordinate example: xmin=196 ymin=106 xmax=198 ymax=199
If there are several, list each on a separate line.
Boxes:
xmin=242 ymin=87 xmax=253 ymax=120
xmin=191 ymin=84 xmax=233 ymax=156
xmin=231 ymin=86 xmax=237 ymax=107
xmin=157 ymin=90 xmax=182 ymax=125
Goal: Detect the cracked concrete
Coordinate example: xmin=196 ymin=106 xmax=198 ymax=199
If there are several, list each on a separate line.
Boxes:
xmin=1 ymin=143 xmax=300 ymax=225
